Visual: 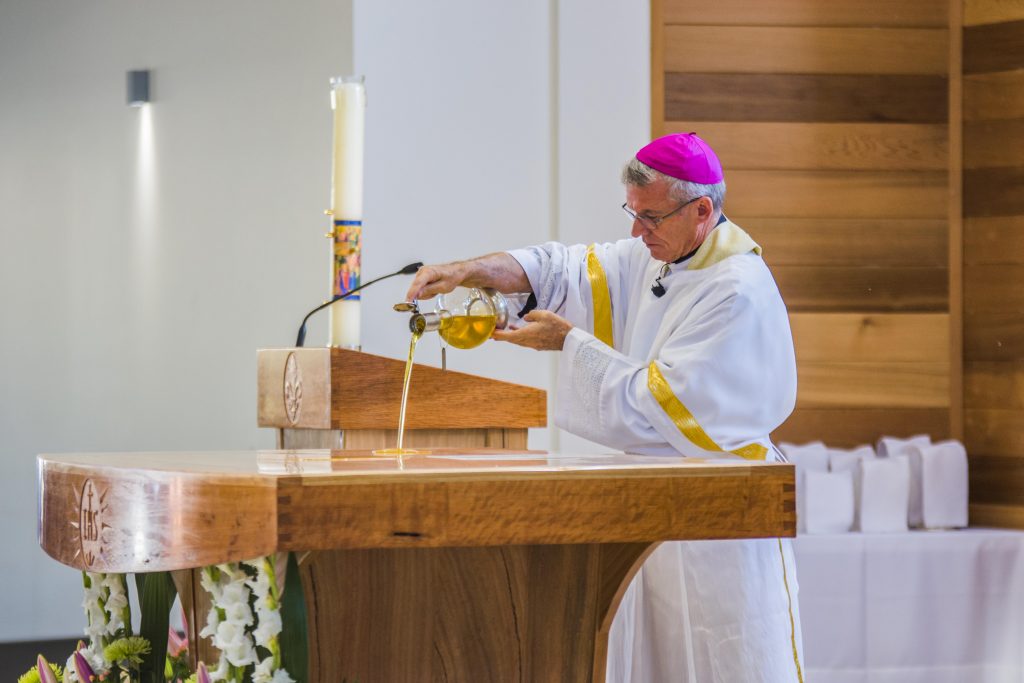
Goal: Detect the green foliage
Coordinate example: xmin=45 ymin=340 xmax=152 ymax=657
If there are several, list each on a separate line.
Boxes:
xmin=137 ymin=572 xmax=177 ymax=683
xmin=104 ymin=636 xmax=152 ymax=668
xmin=279 ymin=552 xmax=309 ymax=683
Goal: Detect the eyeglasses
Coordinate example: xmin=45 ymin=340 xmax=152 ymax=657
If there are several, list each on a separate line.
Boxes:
xmin=622 ymin=196 xmax=701 ymax=230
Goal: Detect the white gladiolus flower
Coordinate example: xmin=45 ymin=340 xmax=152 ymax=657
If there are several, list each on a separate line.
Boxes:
xmin=220 ymin=581 xmax=248 ymax=607
xmin=269 ymin=669 xmax=296 ymax=683
xmin=216 ymin=621 xmax=256 ymax=666
xmin=210 ymin=656 xmax=230 ymax=682
xmin=247 ymin=570 xmax=272 ymax=601
xmin=224 ymin=600 xmax=253 ymax=625
xmin=199 ymin=606 xmax=220 ymax=639
xmin=252 ymin=608 xmax=282 ymax=647
xmin=252 ymin=655 xmax=275 ymax=683
xmin=198 ymin=558 xmax=294 ymax=681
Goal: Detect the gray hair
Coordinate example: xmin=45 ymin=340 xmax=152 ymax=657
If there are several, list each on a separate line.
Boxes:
xmin=621 ymin=157 xmax=726 ymax=213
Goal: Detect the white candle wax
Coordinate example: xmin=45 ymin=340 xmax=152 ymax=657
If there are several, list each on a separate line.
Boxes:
xmin=328 ymin=77 xmax=365 ymax=349
xmin=330 ymin=78 xmax=365 ymax=219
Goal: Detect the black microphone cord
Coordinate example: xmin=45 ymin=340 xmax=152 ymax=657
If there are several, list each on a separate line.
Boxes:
xmin=295 ymin=261 xmax=422 ymax=347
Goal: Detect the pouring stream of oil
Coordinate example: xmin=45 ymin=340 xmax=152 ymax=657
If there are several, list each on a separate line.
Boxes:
xmin=374 ymin=329 xmax=424 ymax=456
xmin=374 ymin=314 xmax=497 ymax=457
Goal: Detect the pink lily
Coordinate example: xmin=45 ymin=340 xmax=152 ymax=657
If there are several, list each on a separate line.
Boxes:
xmin=36 ymin=655 xmax=59 ymax=683
xmin=74 ymin=650 xmax=97 ymax=682
xmin=197 ymin=661 xmax=212 ymax=683
xmin=168 ymin=626 xmax=188 ymax=657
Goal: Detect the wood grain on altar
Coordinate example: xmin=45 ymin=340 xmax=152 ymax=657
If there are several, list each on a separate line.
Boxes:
xmin=299 ymin=543 xmax=653 ymax=683
xmin=962 ymin=0 xmax=1024 ymax=528
xmin=38 ymin=450 xmax=794 ymax=682
xmin=278 ymin=427 xmax=528 ymax=451
xmin=652 ymin=0 xmax=956 ymax=448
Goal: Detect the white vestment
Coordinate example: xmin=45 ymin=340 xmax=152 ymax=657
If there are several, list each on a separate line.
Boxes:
xmin=509 ymin=220 xmax=805 ymax=683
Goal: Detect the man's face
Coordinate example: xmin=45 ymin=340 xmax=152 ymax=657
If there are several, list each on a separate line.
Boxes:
xmin=625 ymin=178 xmax=712 ymax=263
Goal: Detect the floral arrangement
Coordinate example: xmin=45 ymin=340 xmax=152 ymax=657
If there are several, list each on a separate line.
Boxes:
xmin=20 ymin=553 xmax=306 ymax=683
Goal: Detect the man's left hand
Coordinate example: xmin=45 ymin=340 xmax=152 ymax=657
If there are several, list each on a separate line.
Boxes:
xmin=491 ymin=310 xmax=573 ymax=351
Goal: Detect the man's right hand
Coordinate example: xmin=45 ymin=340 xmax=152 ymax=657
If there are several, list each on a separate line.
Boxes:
xmin=404 ymin=252 xmax=532 ymax=302
xmin=404 ymin=262 xmax=468 ymax=302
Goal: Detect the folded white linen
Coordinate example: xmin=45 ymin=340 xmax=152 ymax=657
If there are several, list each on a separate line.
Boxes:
xmin=780 ymin=441 xmax=830 ymax=533
xmin=828 ymin=444 xmax=876 ymax=474
xmin=904 ymin=440 xmax=969 ymax=529
xmin=826 ymin=445 xmax=875 ymax=528
xmin=858 ymin=455 xmax=911 ymax=532
xmin=780 ymin=441 xmax=829 ymax=472
xmin=876 ymin=433 xmax=931 ymax=458
xmin=802 ymin=469 xmax=855 ymax=534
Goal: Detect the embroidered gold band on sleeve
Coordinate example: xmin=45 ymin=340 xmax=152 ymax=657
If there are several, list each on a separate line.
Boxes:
xmin=646 ymin=362 xmax=767 ymax=460
xmin=585 ymin=244 xmax=614 ymax=347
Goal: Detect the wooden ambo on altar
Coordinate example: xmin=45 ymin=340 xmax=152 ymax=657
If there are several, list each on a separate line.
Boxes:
xmin=256 ymin=347 xmax=548 ymax=450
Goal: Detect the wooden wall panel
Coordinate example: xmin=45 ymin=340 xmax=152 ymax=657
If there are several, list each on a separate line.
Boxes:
xmin=791 ymin=313 xmax=950 ymax=362
xmin=664 ymin=0 xmax=948 ymax=27
xmin=654 ymin=0 xmax=954 ymax=450
xmin=964 ymin=216 xmax=1024 ymax=264
xmin=963 ymin=70 xmax=1024 ymax=120
xmin=773 ymin=267 xmax=948 ymax=312
xmin=965 ymin=311 xmax=1024 ymax=361
xmin=962 ymin=7 xmax=1024 ymax=526
xmin=964 ymin=119 xmax=1024 ymax=168
xmin=949 ymin=0 xmax=965 ymax=441
xmin=963 ymin=19 xmax=1024 ymax=73
xmin=725 ymin=171 xmax=948 ymax=219
xmin=964 ymin=167 xmax=1024 ymax=216
xmin=797 ymin=363 xmax=950 ymax=408
xmin=966 ymin=410 xmax=1024 ymax=455
xmin=965 ymin=361 xmax=1024 ymax=409
xmin=664 ymin=27 xmax=948 ymax=74
xmin=665 ymin=74 xmax=948 ymax=123
xmin=970 ymin=503 xmax=1024 ymax=527
xmin=965 ymin=0 xmax=1024 ymax=25
xmin=665 ymin=123 xmax=948 ymax=171
xmin=740 ymin=218 xmax=948 ymax=266
xmin=773 ymin=408 xmax=951 ymax=447
xmin=970 ymin=457 xmax=1024 ymax=512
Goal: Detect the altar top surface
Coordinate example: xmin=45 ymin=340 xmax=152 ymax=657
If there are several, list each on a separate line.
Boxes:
xmin=41 ymin=448 xmax=778 ymax=478
xmin=39 ymin=449 xmax=795 ymax=573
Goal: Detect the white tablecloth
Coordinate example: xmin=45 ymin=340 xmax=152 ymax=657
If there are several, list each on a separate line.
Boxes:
xmin=793 ymin=529 xmax=1024 ymax=683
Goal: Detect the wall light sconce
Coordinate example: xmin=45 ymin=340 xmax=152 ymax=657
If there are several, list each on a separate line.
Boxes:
xmin=127 ymin=70 xmax=151 ymax=107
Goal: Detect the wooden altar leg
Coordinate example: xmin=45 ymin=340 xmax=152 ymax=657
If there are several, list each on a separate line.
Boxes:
xmin=299 ymin=542 xmax=652 ymax=683
xmin=172 ymin=569 xmax=218 ymax=670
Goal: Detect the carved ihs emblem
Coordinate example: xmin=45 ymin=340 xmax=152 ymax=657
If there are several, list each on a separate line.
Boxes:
xmin=284 ymin=352 xmax=303 ymax=425
xmin=71 ymin=478 xmax=110 ymax=568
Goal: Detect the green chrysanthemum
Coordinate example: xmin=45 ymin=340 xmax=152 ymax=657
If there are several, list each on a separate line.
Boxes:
xmin=17 ymin=661 xmax=63 ymax=683
xmin=103 ymin=635 xmax=151 ymax=666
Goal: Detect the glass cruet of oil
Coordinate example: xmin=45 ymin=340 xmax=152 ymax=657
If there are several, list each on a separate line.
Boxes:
xmin=436 ymin=287 xmax=508 ymax=348
xmin=396 ymin=287 xmax=509 ymax=350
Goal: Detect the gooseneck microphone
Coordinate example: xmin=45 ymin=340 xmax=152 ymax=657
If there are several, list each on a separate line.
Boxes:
xmin=295 ymin=261 xmax=422 ymax=347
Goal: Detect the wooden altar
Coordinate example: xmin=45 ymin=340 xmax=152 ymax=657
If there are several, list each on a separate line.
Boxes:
xmin=39 ymin=449 xmax=795 ymax=682
xmin=39 ymin=348 xmax=795 ymax=681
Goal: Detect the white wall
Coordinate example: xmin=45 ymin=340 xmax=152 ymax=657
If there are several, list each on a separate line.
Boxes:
xmin=0 ymin=0 xmax=354 ymax=641
xmin=0 ymin=0 xmax=647 ymax=640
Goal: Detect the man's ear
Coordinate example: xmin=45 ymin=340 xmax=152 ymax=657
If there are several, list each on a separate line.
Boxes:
xmin=696 ymin=196 xmax=714 ymax=219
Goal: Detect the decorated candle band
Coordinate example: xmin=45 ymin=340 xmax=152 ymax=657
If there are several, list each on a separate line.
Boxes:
xmin=333 ymin=219 xmax=362 ymax=300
